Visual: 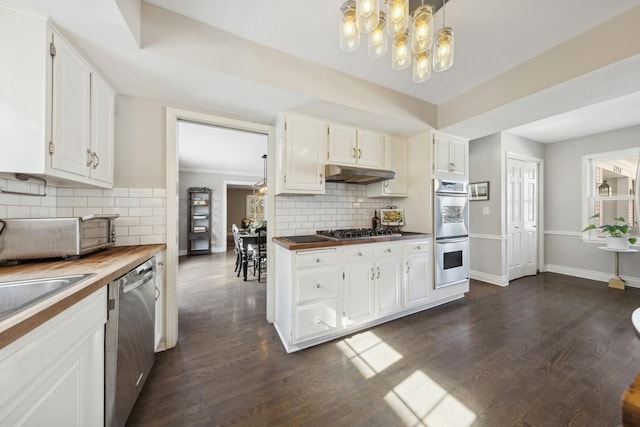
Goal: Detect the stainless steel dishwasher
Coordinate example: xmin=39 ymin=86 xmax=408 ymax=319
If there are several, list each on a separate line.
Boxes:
xmin=105 ymin=257 xmax=156 ymax=427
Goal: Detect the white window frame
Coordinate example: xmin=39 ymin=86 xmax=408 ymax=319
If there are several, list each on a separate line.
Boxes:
xmin=581 ymin=147 xmax=640 ymax=243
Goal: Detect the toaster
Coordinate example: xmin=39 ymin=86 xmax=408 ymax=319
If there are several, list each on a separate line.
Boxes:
xmin=0 ymin=214 xmax=118 ymax=264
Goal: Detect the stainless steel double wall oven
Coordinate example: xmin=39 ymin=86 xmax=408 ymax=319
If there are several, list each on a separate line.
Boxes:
xmin=433 ymin=179 xmax=470 ymax=289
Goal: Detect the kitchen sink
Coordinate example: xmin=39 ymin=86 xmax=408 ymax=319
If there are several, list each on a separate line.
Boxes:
xmin=0 ymin=274 xmax=92 ymax=322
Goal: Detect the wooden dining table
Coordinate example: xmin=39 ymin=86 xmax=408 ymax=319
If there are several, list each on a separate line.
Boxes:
xmin=237 ymin=229 xmax=266 ymax=281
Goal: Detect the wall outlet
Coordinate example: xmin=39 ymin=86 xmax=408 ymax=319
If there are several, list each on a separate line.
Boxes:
xmin=482 ymin=206 xmax=490 ymax=215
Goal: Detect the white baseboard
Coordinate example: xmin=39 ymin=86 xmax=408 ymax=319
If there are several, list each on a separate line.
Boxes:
xmin=470 ymin=270 xmax=509 ymax=287
xmin=545 ymin=264 xmax=640 ymax=288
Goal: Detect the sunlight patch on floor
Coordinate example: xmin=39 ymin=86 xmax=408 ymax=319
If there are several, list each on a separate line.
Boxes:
xmin=336 ymin=331 xmax=403 ymax=379
xmin=384 ymin=370 xmax=476 ymax=427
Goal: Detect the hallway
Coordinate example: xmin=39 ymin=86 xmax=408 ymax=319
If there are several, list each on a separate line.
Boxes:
xmin=127 ymin=252 xmax=640 ymax=426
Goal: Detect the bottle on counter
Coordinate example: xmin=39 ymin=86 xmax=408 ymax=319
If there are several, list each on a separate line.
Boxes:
xmin=372 ymin=210 xmax=380 ymax=230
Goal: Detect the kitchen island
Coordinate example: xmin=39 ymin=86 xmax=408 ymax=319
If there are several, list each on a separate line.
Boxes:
xmin=273 ymin=233 xmax=469 ymax=352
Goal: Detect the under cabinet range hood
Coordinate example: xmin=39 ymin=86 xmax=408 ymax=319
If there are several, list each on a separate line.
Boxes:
xmin=325 ymin=164 xmax=395 ymax=184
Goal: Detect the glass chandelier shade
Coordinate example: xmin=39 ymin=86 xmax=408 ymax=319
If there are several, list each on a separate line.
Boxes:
xmin=433 ymin=26 xmax=454 ymax=71
xmin=413 ymin=49 xmax=432 ymax=83
xmin=386 ymin=0 xmax=409 ymax=37
xmin=411 ymin=4 xmax=434 ymax=53
xmin=339 ymin=0 xmax=455 ymax=81
xmin=392 ymin=31 xmax=411 ymax=70
xmin=340 ymin=0 xmax=361 ymax=52
xmin=368 ymin=12 xmax=388 ymax=58
xmin=356 ymin=0 xmax=380 ymax=33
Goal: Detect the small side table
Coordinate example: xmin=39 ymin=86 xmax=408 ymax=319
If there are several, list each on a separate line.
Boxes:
xmin=597 ymin=246 xmax=639 ymax=290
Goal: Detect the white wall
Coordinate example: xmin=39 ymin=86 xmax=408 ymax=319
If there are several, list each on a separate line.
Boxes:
xmin=467 ymin=132 xmax=544 ymax=285
xmin=179 ymin=171 xmax=261 ymax=254
xmin=544 ymin=124 xmax=640 ymax=285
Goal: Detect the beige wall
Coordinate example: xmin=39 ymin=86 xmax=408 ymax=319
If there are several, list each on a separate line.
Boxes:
xmin=227 ymin=188 xmax=253 ymax=230
xmin=114 ymin=95 xmax=166 ymax=188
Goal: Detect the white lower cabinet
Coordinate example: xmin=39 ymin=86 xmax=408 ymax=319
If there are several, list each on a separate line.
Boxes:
xmin=374 ymin=243 xmax=403 ymax=316
xmin=291 ymin=249 xmax=339 ymax=343
xmin=275 ymin=237 xmax=465 ymax=353
xmin=0 ymin=288 xmax=107 ymax=426
xmin=405 ymin=240 xmax=432 ymax=308
xmin=343 ymin=246 xmax=375 ymax=326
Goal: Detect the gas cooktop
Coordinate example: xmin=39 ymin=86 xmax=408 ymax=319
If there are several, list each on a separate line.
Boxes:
xmin=316 ymin=228 xmax=401 ymax=240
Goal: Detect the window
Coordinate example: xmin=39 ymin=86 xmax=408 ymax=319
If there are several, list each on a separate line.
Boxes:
xmin=582 ymin=148 xmax=640 ymax=242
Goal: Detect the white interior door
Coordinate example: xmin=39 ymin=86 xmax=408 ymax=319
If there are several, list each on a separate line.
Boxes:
xmin=507 ymin=158 xmax=538 ymax=281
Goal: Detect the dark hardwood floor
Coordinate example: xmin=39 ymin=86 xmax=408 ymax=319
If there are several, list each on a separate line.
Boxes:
xmin=127 ymin=252 xmax=640 ymax=426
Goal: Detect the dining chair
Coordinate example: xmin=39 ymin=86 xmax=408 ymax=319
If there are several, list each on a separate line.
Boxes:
xmin=253 ymin=226 xmax=267 ymax=282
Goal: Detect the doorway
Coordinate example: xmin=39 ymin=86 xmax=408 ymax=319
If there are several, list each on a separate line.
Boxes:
xmin=165 ymin=108 xmax=275 ymax=350
xmin=507 ymin=155 xmax=542 ymax=281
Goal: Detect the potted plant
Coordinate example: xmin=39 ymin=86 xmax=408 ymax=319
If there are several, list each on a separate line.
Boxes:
xmin=582 ymin=214 xmax=638 ymax=249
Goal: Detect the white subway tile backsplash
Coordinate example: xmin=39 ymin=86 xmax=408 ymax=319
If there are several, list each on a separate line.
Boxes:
xmin=274 ymin=182 xmax=389 ymax=236
xmin=115 ymin=197 xmax=140 ymax=207
xmin=88 ymin=197 xmax=115 ymax=207
xmin=103 ymin=188 xmax=129 ymax=197
xmin=116 ymin=217 xmax=140 ymax=227
xmin=117 ymin=236 xmax=141 ymax=246
xmin=74 ymin=188 xmax=103 ymax=197
xmin=130 ymin=188 xmax=153 ymax=198
xmin=0 ymin=177 xmax=167 ymax=248
xmin=129 ymin=207 xmax=153 ymax=217
xmin=7 ymin=206 xmax=30 ymax=218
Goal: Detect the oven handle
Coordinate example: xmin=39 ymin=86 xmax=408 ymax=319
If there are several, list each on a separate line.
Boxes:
xmin=435 ymin=191 xmax=468 ymax=197
xmin=436 ymin=237 xmax=468 ymax=244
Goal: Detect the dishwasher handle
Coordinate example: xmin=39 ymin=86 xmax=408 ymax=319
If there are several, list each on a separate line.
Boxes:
xmin=120 ymin=259 xmax=155 ymax=294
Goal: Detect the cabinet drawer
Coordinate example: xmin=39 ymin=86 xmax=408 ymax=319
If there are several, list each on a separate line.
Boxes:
xmin=405 ymin=240 xmax=430 ymax=255
xmin=375 ymin=243 xmax=403 ymax=258
xmin=296 ymin=268 xmax=338 ymax=304
xmin=343 ymin=245 xmax=374 ymax=262
xmin=294 ymin=301 xmax=338 ymax=342
xmin=296 ymin=249 xmax=337 ymax=268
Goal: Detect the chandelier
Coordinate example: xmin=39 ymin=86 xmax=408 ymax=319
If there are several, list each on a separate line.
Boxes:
xmin=339 ymin=0 xmax=454 ymax=83
xmin=254 ymin=154 xmax=267 ymax=195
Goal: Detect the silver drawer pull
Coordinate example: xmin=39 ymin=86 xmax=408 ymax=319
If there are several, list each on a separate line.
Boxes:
xmin=315 ymin=317 xmax=331 ymax=328
xmin=385 ymin=248 xmax=392 ymax=253
xmin=315 ymin=258 xmax=321 ymax=263
xmin=416 ymin=246 xmax=421 ymax=250
xmin=316 ymin=283 xmax=321 ymax=289
xmin=357 ymin=251 xmax=362 ymax=256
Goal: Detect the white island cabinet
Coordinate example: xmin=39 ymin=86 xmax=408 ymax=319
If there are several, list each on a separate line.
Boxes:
xmin=0 ymin=287 xmax=107 ymax=426
xmin=0 ymin=7 xmax=115 ymax=188
xmin=274 ymin=236 xmax=466 ymax=353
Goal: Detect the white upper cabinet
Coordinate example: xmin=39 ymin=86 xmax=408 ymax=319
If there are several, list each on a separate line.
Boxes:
xmin=432 ymin=131 xmax=468 ymax=179
xmin=367 ymin=136 xmax=408 ymax=198
xmin=0 ymin=8 xmax=115 ymax=188
xmin=328 ymin=123 xmax=384 ymax=169
xmin=275 ymin=112 xmax=326 ymax=195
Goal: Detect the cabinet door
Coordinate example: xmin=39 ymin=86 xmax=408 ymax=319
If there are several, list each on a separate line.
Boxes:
xmin=450 ymin=137 xmax=468 ymax=178
xmin=89 ymin=73 xmax=115 ymax=184
xmin=384 ymin=137 xmax=407 ymax=195
xmin=433 ymin=132 xmax=453 ymax=177
xmin=51 ymin=33 xmax=91 ymax=177
xmin=284 ymin=115 xmax=326 ymax=193
xmin=357 ymin=129 xmax=384 ymax=168
xmin=344 ymin=260 xmax=375 ymax=326
xmin=328 ymin=123 xmax=357 ymax=165
xmin=406 ymin=255 xmax=431 ymax=308
xmin=375 ymin=257 xmax=403 ymax=316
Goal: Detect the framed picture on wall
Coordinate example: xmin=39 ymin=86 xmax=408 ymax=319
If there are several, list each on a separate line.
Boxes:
xmin=469 ymin=181 xmax=489 ymax=201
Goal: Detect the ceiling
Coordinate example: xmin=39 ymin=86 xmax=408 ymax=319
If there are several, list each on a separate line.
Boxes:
xmin=2 ymin=0 xmax=640 ymax=143
xmin=178 ymin=121 xmax=267 ymax=177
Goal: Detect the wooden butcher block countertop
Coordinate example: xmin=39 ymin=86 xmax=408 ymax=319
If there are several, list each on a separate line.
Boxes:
xmin=0 ymin=244 xmax=165 ymax=350
xmin=273 ymin=231 xmax=432 ymax=251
